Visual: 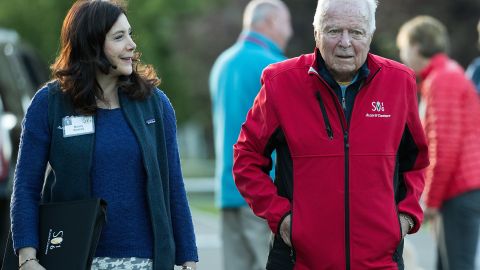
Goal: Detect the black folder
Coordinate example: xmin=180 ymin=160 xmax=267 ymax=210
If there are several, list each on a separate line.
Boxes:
xmin=2 ymin=198 xmax=107 ymax=270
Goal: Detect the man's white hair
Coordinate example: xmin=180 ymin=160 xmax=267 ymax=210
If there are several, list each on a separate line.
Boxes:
xmin=243 ymin=0 xmax=286 ymax=30
xmin=312 ymin=0 xmax=378 ymax=34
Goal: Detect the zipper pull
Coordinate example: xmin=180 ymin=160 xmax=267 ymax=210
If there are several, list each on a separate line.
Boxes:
xmin=344 ymin=131 xmax=349 ymax=148
xmin=340 ymin=86 xmax=347 ymax=112
xmin=326 ymin=126 xmax=333 ymax=140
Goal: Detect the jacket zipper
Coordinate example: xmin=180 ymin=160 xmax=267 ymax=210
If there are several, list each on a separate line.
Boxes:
xmin=313 ymin=75 xmax=351 ymax=270
xmin=312 ymin=67 xmax=381 ymax=270
xmin=343 ymin=128 xmax=350 ymax=270
xmin=315 ymin=84 xmax=351 ymax=270
xmin=315 ymin=92 xmax=334 ymax=139
xmin=341 ymin=88 xmax=347 ymax=111
xmin=330 ymin=99 xmax=350 ymax=270
xmin=339 ymin=71 xmax=380 ymax=269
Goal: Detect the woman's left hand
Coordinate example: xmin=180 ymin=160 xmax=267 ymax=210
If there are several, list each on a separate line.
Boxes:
xmin=182 ymin=261 xmax=196 ymax=270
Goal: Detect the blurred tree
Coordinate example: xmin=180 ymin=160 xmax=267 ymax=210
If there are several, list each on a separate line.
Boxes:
xmin=193 ymin=0 xmax=480 ymax=158
xmin=0 ymin=0 xmax=222 ymax=124
xmin=374 ymin=0 xmax=480 ymax=66
xmin=127 ymin=0 xmax=224 ymax=124
xmin=0 ymin=1 xmax=71 ymax=62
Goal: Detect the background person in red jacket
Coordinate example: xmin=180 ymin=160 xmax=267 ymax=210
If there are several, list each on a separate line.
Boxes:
xmin=397 ymin=15 xmax=480 ymax=270
xmin=233 ymin=0 xmax=429 ymax=269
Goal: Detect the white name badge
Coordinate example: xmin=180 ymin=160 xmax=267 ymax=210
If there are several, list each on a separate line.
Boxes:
xmin=62 ymin=116 xmax=95 ymax=137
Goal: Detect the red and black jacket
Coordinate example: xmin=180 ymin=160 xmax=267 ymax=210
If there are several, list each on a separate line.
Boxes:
xmin=233 ymin=51 xmax=429 ymax=270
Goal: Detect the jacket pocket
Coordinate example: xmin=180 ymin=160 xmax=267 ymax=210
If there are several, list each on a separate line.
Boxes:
xmin=267 ymin=234 xmax=295 ymax=270
xmin=289 ymin=211 xmax=296 ymax=264
xmin=392 ymin=237 xmax=405 ymax=269
xmin=392 ymin=208 xmax=404 ymax=263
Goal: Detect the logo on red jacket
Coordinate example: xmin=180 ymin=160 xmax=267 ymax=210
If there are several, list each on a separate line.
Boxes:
xmin=366 ymin=101 xmax=391 ymax=118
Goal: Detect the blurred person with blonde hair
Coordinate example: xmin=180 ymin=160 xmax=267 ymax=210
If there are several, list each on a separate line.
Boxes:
xmin=209 ymin=1 xmax=292 ymax=269
xmin=397 ymin=15 xmax=480 ymax=270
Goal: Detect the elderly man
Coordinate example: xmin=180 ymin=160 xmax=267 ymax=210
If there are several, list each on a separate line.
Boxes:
xmin=233 ymin=0 xmax=429 ymax=269
xmin=209 ymin=1 xmax=292 ymax=270
xmin=397 ymin=16 xmax=480 ymax=270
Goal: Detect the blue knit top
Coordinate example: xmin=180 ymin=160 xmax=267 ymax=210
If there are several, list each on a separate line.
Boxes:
xmin=11 ymin=87 xmax=198 ymax=264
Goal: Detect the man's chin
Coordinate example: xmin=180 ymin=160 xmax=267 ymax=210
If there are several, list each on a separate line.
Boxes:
xmin=331 ymin=68 xmax=357 ymax=81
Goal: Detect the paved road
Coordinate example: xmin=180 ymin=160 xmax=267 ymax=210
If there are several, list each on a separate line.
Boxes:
xmin=184 ymin=179 xmax=479 ymax=270
xmin=189 ymin=208 xmax=480 ymax=270
xmin=189 ymin=208 xmax=438 ymax=270
xmin=188 ymin=210 xmax=222 ymax=270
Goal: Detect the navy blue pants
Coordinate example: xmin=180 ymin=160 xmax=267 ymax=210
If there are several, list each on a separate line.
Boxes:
xmin=437 ymin=189 xmax=480 ymax=270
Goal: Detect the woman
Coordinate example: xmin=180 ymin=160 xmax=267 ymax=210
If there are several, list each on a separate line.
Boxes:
xmin=10 ymin=0 xmax=198 ymax=269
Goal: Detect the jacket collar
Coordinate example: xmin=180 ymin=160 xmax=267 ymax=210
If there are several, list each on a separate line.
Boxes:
xmin=238 ymin=30 xmax=283 ymax=56
xmin=419 ymin=53 xmax=449 ymax=80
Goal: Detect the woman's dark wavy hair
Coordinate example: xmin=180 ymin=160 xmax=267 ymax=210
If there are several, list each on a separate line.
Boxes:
xmin=51 ymin=0 xmax=160 ymax=114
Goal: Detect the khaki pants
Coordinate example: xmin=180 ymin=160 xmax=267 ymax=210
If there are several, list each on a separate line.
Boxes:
xmin=222 ymin=207 xmax=270 ymax=270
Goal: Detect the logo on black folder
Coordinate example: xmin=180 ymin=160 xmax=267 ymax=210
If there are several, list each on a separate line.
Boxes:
xmin=44 ymin=229 xmax=64 ymax=255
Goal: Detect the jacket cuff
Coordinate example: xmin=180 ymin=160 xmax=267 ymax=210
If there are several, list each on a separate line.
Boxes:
xmin=401 ymin=212 xmax=420 ymax=234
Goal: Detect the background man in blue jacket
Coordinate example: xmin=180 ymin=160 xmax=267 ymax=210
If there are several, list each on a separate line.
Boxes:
xmin=209 ymin=1 xmax=292 ymax=269
xmin=466 ymin=19 xmax=480 ymax=92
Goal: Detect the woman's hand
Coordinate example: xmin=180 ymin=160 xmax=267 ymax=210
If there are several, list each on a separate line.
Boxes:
xmin=19 ymin=259 xmax=45 ymax=270
xmin=182 ymin=261 xmax=197 ymax=269
xmin=18 ymin=247 xmax=45 ymax=270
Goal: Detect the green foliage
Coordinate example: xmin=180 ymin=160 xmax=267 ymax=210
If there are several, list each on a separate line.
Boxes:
xmin=0 ymin=1 xmax=72 ymax=64
xmin=1 ymin=0 xmax=478 ymax=159
xmin=127 ymin=0 xmax=224 ymax=123
xmin=0 ymin=0 xmax=222 ymax=124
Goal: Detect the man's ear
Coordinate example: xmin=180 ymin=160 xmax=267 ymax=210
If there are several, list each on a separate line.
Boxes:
xmin=367 ymin=31 xmax=374 ymax=44
xmin=411 ymin=43 xmax=422 ymax=56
